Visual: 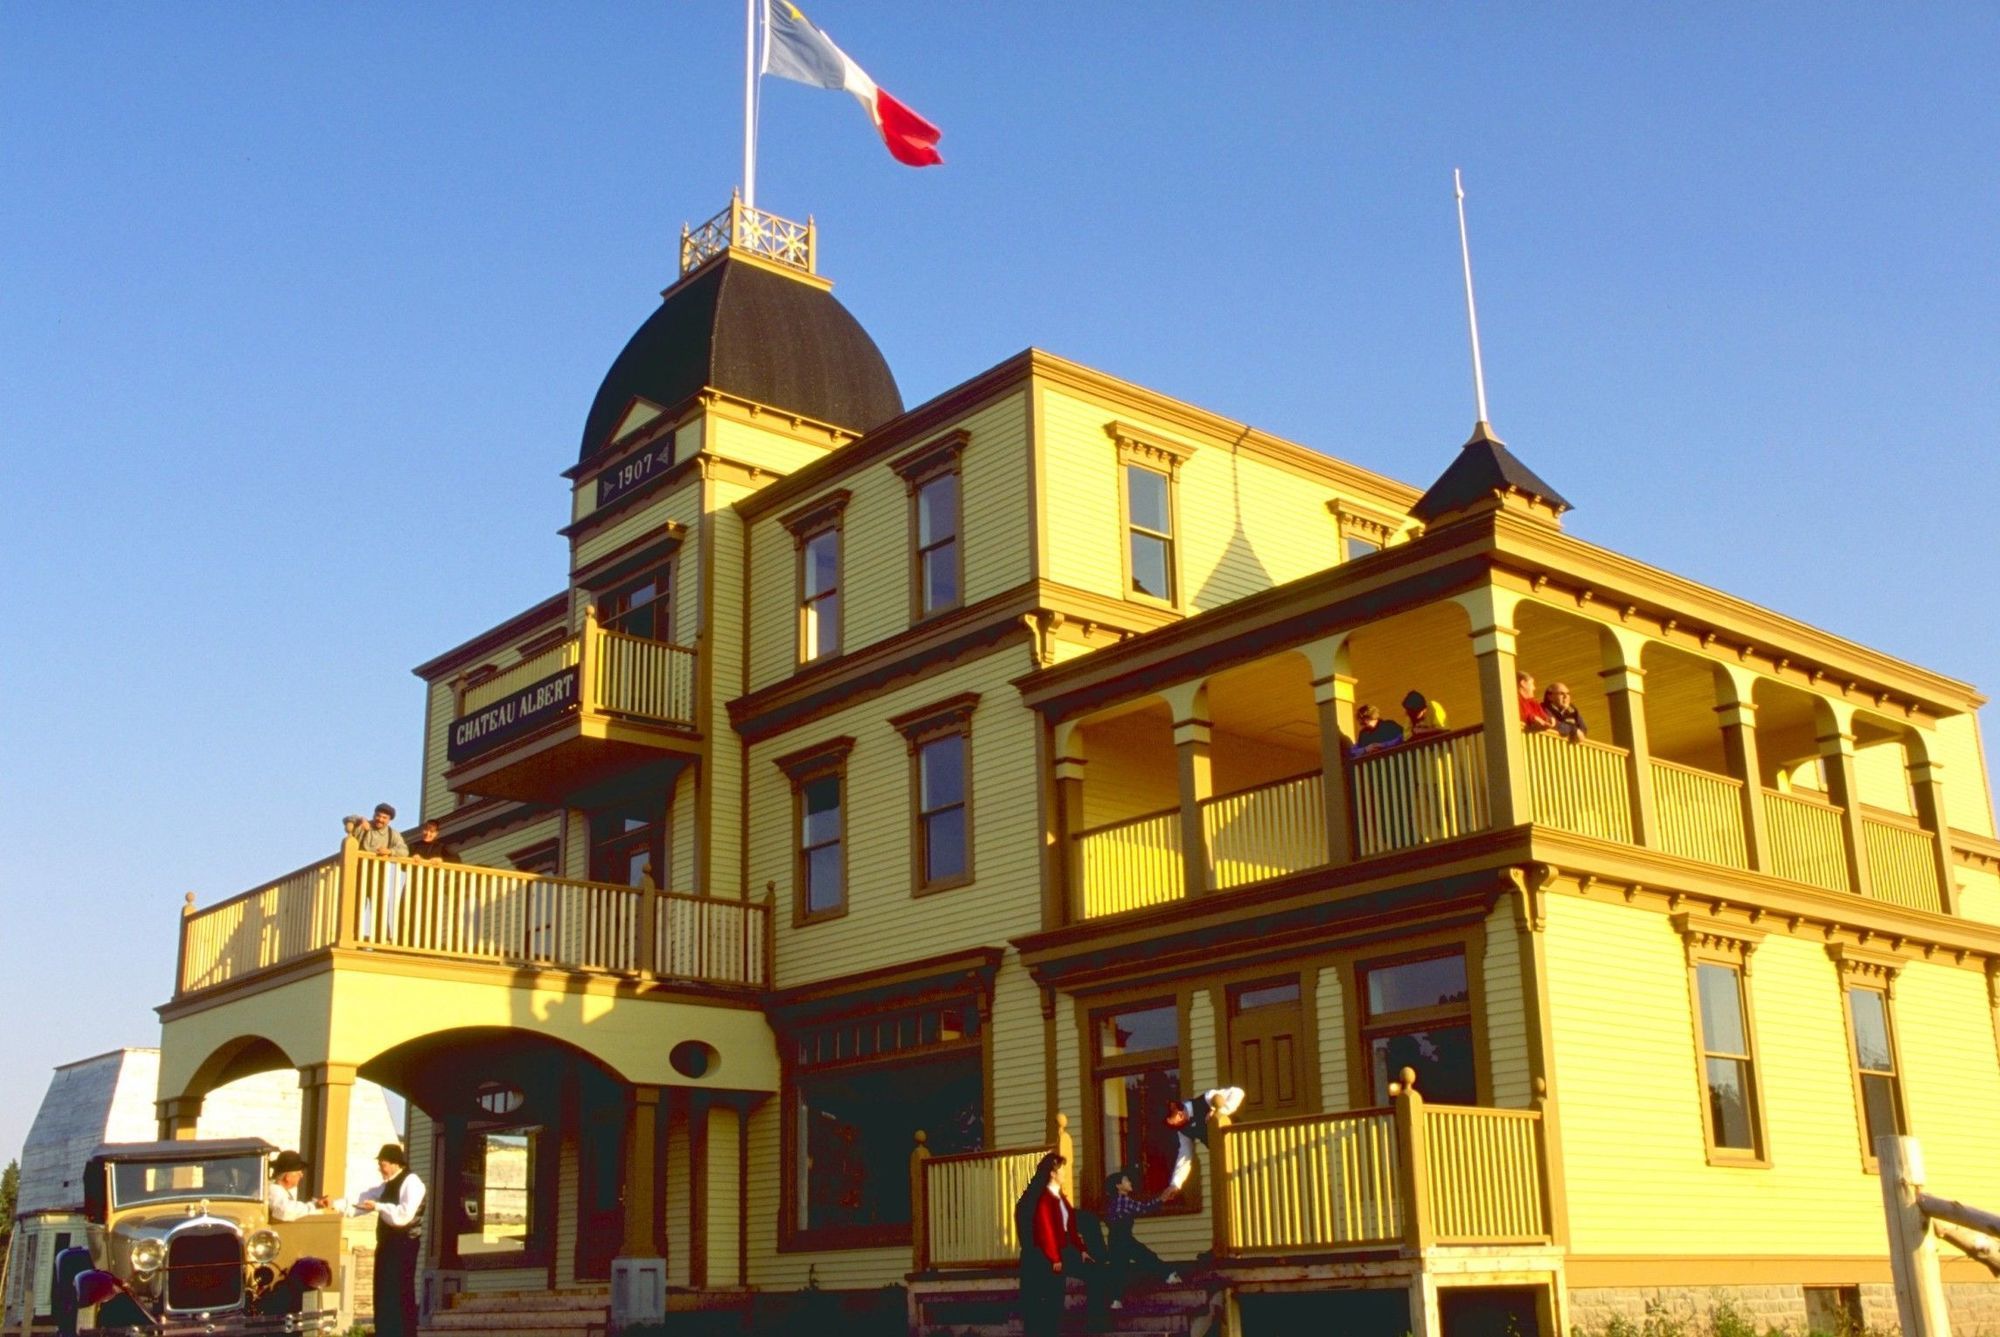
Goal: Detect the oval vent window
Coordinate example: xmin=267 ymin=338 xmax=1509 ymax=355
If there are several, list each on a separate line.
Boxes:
xmin=474 ymin=1080 xmax=525 ymax=1116
xmin=669 ymin=1041 xmax=719 ymax=1080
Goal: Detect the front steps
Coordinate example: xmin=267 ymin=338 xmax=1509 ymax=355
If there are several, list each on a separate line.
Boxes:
xmin=423 ymin=1286 xmax=610 ymax=1337
xmin=912 ymin=1274 xmax=1223 ymax=1337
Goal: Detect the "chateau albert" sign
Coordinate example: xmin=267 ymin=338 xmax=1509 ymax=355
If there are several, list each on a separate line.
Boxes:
xmin=449 ymin=668 xmax=580 ymax=763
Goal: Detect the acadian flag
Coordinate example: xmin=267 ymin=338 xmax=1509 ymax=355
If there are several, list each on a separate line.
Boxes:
xmin=761 ymin=1 xmax=944 ymax=167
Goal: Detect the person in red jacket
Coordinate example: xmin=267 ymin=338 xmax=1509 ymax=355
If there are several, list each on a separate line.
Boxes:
xmin=1016 ymin=1151 xmax=1095 ymax=1337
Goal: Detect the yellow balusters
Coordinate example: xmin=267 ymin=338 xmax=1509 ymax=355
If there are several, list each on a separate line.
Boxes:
xmin=1202 ymin=772 xmax=1329 ymax=890
xmin=1072 ymin=807 xmax=1183 ymax=919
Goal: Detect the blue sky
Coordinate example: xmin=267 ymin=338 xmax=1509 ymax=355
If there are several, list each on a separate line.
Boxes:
xmin=2 ymin=3 xmax=1996 ymax=1163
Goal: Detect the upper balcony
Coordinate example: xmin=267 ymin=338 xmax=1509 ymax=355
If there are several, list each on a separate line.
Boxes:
xmin=444 ymin=607 xmax=698 ymax=802
xmin=172 ymin=838 xmax=771 ymax=1004
xmin=1024 ymin=542 xmax=1984 ymax=934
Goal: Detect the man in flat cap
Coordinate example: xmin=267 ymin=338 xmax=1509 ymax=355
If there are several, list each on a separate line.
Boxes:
xmin=355 ymin=1142 xmax=425 ymax=1336
xmin=357 ymin=803 xmax=409 ymax=943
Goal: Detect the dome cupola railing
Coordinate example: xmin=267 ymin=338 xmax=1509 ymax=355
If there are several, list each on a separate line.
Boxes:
xmin=679 ymin=192 xmax=816 ymax=277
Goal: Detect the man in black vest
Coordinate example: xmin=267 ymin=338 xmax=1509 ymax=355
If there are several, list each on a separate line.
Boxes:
xmin=356 ymin=1142 xmax=426 ymax=1336
xmin=1158 ymin=1086 xmax=1244 ymax=1201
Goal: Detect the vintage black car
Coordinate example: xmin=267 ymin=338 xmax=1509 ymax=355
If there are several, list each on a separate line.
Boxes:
xmin=61 ymin=1138 xmax=337 ymax=1336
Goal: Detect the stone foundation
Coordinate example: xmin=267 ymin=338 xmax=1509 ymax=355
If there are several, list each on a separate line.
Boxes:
xmin=1567 ymin=1281 xmax=2000 ymax=1336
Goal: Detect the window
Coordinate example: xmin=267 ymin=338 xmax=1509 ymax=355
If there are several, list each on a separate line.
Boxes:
xmin=780 ymin=490 xmax=851 ymax=665
xmin=1832 ymin=946 xmax=1907 ymax=1168
xmin=1677 ymin=915 xmax=1767 ymax=1163
xmin=1846 ymin=986 xmax=1905 ymax=1152
xmin=776 ymin=737 xmax=855 ymax=924
xmin=589 ymin=792 xmax=665 ymax=889
xmin=1344 ymin=535 xmax=1382 ymax=561
xmin=892 ymin=430 xmax=968 ymax=621
xmin=1092 ymin=1001 xmax=1186 ymax=1205
xmin=454 ymin=1128 xmax=539 ymax=1262
xmin=891 ymin=693 xmax=979 ymax=893
xmin=596 ymin=560 xmax=672 ymax=641
xmin=1360 ymin=952 xmax=1476 ymax=1105
xmin=787 ymin=998 xmax=984 ymax=1246
xmin=1124 ymin=464 xmax=1175 ymax=602
xmin=1107 ymin=421 xmax=1192 ymax=607
xmin=1328 ymin=498 xmax=1400 ymax=564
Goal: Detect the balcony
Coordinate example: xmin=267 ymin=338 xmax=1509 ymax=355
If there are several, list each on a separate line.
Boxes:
xmin=1042 ymin=587 xmax=1961 ymax=926
xmin=174 ymin=841 xmax=771 ymax=1001
xmin=446 ymin=609 xmax=697 ymax=802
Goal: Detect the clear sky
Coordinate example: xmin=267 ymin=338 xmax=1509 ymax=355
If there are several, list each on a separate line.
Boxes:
xmin=3 ymin=3 xmax=1996 ymax=1164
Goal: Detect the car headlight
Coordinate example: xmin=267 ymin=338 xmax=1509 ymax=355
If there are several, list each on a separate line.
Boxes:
xmin=130 ymin=1238 xmax=165 ymax=1275
xmin=247 ymin=1228 xmax=282 ymax=1264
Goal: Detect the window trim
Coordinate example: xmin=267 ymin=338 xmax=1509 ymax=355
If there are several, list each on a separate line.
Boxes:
xmin=1354 ymin=946 xmax=1480 ymax=1109
xmin=593 ymin=556 xmax=678 ymax=644
xmin=780 ymin=490 xmax=851 ymax=666
xmin=1326 ymin=497 xmax=1403 ymax=563
xmin=1107 ymin=421 xmax=1192 ymax=611
xmin=1675 ymin=913 xmax=1771 ymax=1167
xmin=1079 ymin=987 xmax=1200 ymax=1216
xmin=776 ymin=737 xmax=855 ymax=926
xmin=889 ymin=693 xmax=980 ymax=895
xmin=892 ymin=430 xmax=968 ymax=624
xmin=1829 ymin=944 xmax=1907 ymax=1174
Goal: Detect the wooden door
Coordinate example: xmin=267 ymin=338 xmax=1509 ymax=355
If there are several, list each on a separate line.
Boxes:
xmin=1228 ymin=980 xmax=1306 ymax=1119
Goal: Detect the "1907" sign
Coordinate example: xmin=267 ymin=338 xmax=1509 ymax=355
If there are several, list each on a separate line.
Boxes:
xmin=595 ymin=431 xmax=676 ymax=509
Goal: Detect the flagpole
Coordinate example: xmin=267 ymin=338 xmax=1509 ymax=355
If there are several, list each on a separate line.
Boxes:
xmin=1454 ymin=168 xmax=1490 ymax=427
xmin=743 ymin=0 xmax=759 ymax=211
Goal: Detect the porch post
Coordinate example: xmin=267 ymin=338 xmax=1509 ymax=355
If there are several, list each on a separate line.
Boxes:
xmin=157 ymin=1094 xmax=203 ymax=1141
xmin=334 ymin=835 xmax=362 ymax=950
xmin=1817 ymin=714 xmax=1875 ymax=901
xmin=1053 ymin=723 xmax=1089 ymax=923
xmin=909 ymin=1131 xmax=931 ymax=1274
xmin=1164 ymin=683 xmax=1214 ymax=898
xmin=1209 ymin=1110 xmax=1234 ymax=1260
xmin=300 ymin=1063 xmax=358 ymax=1202
xmin=1389 ymin=1068 xmax=1432 ymax=1253
xmin=1907 ymin=756 xmax=1961 ymax=915
xmin=1714 ymin=671 xmax=1772 ymax=872
xmin=610 ymin=1085 xmax=666 ymax=1330
xmin=1600 ymin=628 xmax=1657 ymax=848
xmin=1467 ymin=614 xmax=1531 ymax=827
xmin=1312 ymin=672 xmax=1358 ymax=864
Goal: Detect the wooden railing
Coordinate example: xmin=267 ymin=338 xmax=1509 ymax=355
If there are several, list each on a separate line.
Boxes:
xmin=912 ymin=1114 xmax=1071 ymax=1273
xmin=589 ymin=628 xmax=696 ymax=724
xmin=177 ymin=856 xmax=343 ymax=993
xmin=1222 ymin=1109 xmax=1402 ymax=1251
xmin=1350 ymin=727 xmax=1490 ymax=858
xmin=175 ymin=840 xmax=771 ymax=997
xmin=1203 ymin=772 xmax=1328 ymax=890
xmin=1862 ymin=811 xmax=1945 ymax=914
xmin=1216 ymin=1072 xmax=1551 ymax=1257
xmin=1073 ymin=808 xmax=1183 ymax=919
xmin=1650 ymin=759 xmax=1749 ymax=869
xmin=461 ymin=637 xmax=580 ymax=713
xmin=1524 ymin=732 xmax=1633 ymax=844
xmin=1764 ymin=788 xmax=1848 ymax=891
xmin=1422 ymin=1105 xmax=1548 ymax=1242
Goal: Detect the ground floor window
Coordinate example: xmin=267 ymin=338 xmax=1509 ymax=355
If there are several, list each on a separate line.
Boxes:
xmin=1361 ymin=950 xmax=1475 ymax=1105
xmin=1093 ymin=1000 xmax=1184 ymax=1202
xmin=453 ymin=1127 xmax=539 ymax=1262
xmin=795 ymin=1052 xmax=982 ymax=1241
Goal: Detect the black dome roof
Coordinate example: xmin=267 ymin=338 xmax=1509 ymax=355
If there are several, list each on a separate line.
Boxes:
xmin=578 ymin=255 xmax=903 ymax=463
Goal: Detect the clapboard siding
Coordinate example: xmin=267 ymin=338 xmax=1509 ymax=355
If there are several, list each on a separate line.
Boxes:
xmin=1481 ymin=906 xmax=1534 ymax=1108
xmin=1936 ymin=713 xmax=1996 ymax=837
xmin=1315 ymin=964 xmax=1348 ymax=1111
xmin=743 ymin=393 xmax=1032 ymax=694
xmin=706 ymin=415 xmax=835 ymax=477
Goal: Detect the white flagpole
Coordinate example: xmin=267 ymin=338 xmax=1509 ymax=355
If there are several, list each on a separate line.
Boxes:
xmin=743 ymin=0 xmax=759 ymax=210
xmin=1454 ymin=168 xmax=1490 ymax=427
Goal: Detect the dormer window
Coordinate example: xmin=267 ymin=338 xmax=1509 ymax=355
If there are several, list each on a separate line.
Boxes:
xmin=1106 ymin=421 xmax=1193 ymax=609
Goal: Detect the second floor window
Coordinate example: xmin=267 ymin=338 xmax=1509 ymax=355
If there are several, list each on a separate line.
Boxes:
xmin=914 ymin=471 xmax=961 ymax=616
xmin=1846 ymin=985 xmax=1905 ymax=1157
xmin=597 ymin=562 xmax=672 ymax=641
xmin=800 ymin=528 xmax=841 ymax=661
xmin=799 ymin=772 xmax=845 ymax=918
xmin=917 ymin=732 xmax=968 ymax=888
xmin=1124 ymin=463 xmax=1175 ymax=603
xmin=1694 ymin=961 xmax=1762 ymax=1158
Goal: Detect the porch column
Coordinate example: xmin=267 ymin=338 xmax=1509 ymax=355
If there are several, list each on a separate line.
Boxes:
xmin=299 ymin=1063 xmax=358 ymax=1202
xmin=1468 ymin=615 xmax=1531 ymax=827
xmin=157 ymin=1094 xmax=203 ymax=1141
xmin=1714 ymin=672 xmax=1772 ymax=871
xmin=610 ymin=1085 xmax=666 ymax=1330
xmin=1907 ymin=756 xmax=1961 ymax=915
xmin=1600 ymin=629 xmax=1657 ymax=847
xmin=1052 ymin=722 xmax=1088 ymax=923
xmin=1164 ymin=683 xmax=1214 ymax=898
xmin=1311 ymin=671 xmax=1358 ymax=864
xmin=1817 ymin=716 xmax=1875 ymax=900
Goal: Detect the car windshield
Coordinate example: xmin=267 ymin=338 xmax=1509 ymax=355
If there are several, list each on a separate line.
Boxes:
xmin=110 ymin=1155 xmax=263 ymax=1208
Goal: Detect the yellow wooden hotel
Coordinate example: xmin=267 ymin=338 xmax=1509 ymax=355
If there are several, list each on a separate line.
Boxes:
xmin=151 ymin=201 xmax=2000 ymax=1336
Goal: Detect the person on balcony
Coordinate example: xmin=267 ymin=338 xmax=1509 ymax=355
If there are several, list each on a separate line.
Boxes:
xmin=408 ymin=820 xmax=455 ymax=862
xmin=1016 ymin=1151 xmax=1094 ymax=1337
xmin=1349 ymin=705 xmax=1404 ymax=756
xmin=266 ymin=1150 xmax=338 ymax=1221
xmin=1099 ymin=1167 xmax=1180 ymax=1311
xmin=1542 ymin=682 xmax=1588 ymax=741
xmin=357 ymin=803 xmax=409 ymax=943
xmin=1159 ymin=1086 xmax=1245 ymax=1200
xmin=1518 ymin=674 xmax=1556 ymax=733
xmin=354 ymin=1142 xmax=425 ymax=1337
xmin=1402 ymin=690 xmax=1449 ymax=735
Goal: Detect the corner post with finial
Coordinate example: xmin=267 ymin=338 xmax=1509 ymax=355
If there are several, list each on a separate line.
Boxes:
xmin=1390 ymin=1067 xmax=1433 ymax=1253
xmin=174 ymin=891 xmax=198 ymax=995
xmin=909 ymin=1129 xmax=931 ymax=1273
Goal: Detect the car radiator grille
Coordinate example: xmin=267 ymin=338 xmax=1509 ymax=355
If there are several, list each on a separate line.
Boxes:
xmin=166 ymin=1228 xmax=243 ymax=1312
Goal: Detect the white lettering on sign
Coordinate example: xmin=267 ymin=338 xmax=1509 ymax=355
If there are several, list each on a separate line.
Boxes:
xmin=449 ymin=669 xmax=579 ymax=760
xmin=596 ymin=432 xmax=675 ymax=509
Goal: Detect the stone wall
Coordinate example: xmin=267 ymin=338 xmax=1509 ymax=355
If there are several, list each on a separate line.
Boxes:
xmin=1568 ymin=1281 xmax=1999 ymax=1335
